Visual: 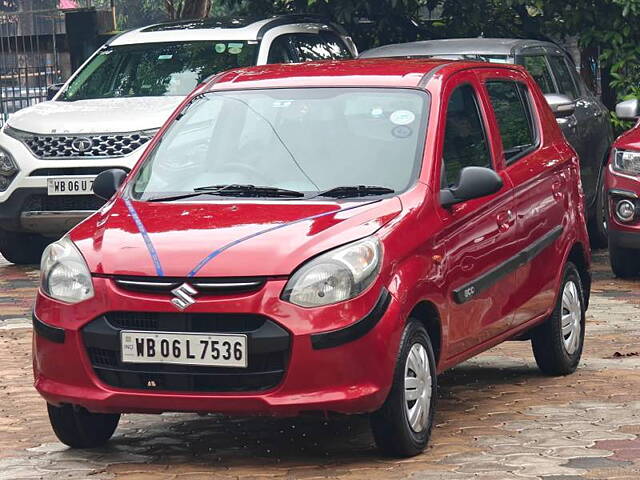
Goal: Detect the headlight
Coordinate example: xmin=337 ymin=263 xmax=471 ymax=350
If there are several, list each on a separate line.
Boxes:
xmin=40 ymin=236 xmax=94 ymax=303
xmin=0 ymin=146 xmax=17 ymax=175
xmin=612 ymin=149 xmax=640 ymax=176
xmin=282 ymin=237 xmax=381 ymax=307
xmin=0 ymin=145 xmax=18 ymax=192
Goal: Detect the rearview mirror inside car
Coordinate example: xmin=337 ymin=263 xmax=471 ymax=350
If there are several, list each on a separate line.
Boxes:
xmin=544 ymin=93 xmax=576 ymax=118
xmin=46 ymin=83 xmax=65 ymax=100
xmin=440 ymin=166 xmax=503 ymax=207
xmin=93 ymin=168 xmax=128 ymax=201
xmin=615 ymin=99 xmax=640 ymax=121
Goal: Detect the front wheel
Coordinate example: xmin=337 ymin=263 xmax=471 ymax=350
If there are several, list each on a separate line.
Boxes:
xmin=531 ymin=262 xmax=585 ymax=376
xmin=47 ymin=403 xmax=120 ymax=448
xmin=370 ymin=319 xmax=437 ymax=457
xmin=609 ymin=242 xmax=640 ymax=278
xmin=0 ymin=229 xmax=49 ymax=264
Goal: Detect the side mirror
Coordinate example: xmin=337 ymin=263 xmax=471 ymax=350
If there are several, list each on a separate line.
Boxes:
xmin=440 ymin=166 xmax=503 ymax=207
xmin=46 ymin=83 xmax=64 ymax=100
xmin=615 ymin=99 xmax=640 ymax=121
xmin=544 ymin=93 xmax=576 ymax=118
xmin=93 ymin=168 xmax=127 ymax=201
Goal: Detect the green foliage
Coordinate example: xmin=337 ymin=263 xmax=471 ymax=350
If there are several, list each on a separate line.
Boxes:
xmin=89 ymin=0 xmax=640 ymax=119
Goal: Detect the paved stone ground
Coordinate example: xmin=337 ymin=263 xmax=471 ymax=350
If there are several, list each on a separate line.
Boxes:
xmin=0 ymin=250 xmax=639 ymax=480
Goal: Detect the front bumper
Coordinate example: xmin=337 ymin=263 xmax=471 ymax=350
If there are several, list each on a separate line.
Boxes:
xmin=33 ymin=278 xmax=401 ymax=416
xmin=0 ymin=130 xmax=142 ymax=234
xmin=606 ymin=165 xmax=640 ymax=249
xmin=0 ymin=187 xmax=103 ymax=234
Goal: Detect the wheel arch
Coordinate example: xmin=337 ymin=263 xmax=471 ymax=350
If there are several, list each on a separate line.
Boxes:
xmin=567 ymin=241 xmax=591 ymax=309
xmin=407 ymin=301 xmax=442 ymax=368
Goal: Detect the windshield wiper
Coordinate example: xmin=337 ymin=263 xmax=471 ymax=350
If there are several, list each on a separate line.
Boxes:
xmin=316 ymin=185 xmax=395 ymax=199
xmin=203 ymin=184 xmax=305 ymax=198
xmin=145 ymin=184 xmax=304 ymax=202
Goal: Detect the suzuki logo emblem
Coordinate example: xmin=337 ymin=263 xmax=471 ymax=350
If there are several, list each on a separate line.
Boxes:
xmin=171 ymin=283 xmax=198 ymax=310
xmin=71 ymin=137 xmax=93 ymax=153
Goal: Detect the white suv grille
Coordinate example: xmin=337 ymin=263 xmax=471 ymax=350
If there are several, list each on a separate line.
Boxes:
xmin=5 ymin=126 xmax=156 ymax=159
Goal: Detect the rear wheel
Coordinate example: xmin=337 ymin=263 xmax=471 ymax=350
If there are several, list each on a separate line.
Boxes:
xmin=531 ymin=262 xmax=585 ymax=376
xmin=0 ymin=229 xmax=49 ymax=265
xmin=609 ymin=242 xmax=640 ymax=278
xmin=47 ymin=403 xmax=120 ymax=448
xmin=588 ymin=167 xmax=608 ymax=248
xmin=370 ymin=319 xmax=437 ymax=457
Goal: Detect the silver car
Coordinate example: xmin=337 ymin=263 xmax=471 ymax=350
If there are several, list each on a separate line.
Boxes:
xmin=361 ymin=38 xmax=614 ymax=245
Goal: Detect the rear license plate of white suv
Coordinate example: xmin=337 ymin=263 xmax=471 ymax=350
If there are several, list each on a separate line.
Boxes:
xmin=47 ymin=176 xmax=95 ymax=196
xmin=120 ymin=331 xmax=248 ymax=367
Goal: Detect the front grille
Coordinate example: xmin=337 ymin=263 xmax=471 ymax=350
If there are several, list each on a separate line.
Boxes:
xmin=112 ymin=276 xmax=266 ymax=296
xmin=30 ymin=167 xmax=130 ymax=177
xmin=7 ymin=126 xmax=155 ymax=159
xmin=82 ymin=312 xmax=290 ymax=393
xmin=23 ymin=194 xmax=104 ymax=212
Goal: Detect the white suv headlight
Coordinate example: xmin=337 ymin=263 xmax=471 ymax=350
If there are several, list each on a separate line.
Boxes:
xmin=613 ymin=149 xmax=640 ymax=176
xmin=282 ymin=237 xmax=381 ymax=307
xmin=40 ymin=236 xmax=94 ymax=303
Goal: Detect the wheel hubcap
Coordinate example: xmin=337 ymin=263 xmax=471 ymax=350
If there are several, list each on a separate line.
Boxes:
xmin=561 ymin=280 xmax=582 ymax=355
xmin=404 ymin=343 xmax=432 ymax=433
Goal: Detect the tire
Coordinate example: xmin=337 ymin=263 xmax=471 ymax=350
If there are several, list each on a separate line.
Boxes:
xmin=588 ymin=167 xmax=608 ymax=249
xmin=0 ymin=229 xmax=49 ymax=265
xmin=370 ymin=319 xmax=437 ymax=457
xmin=47 ymin=403 xmax=120 ymax=448
xmin=609 ymin=241 xmax=640 ymax=278
xmin=531 ymin=262 xmax=585 ymax=376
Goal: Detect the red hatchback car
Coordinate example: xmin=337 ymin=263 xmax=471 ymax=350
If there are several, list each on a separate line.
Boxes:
xmin=606 ymin=99 xmax=640 ymax=277
xmin=33 ymin=59 xmax=591 ymax=457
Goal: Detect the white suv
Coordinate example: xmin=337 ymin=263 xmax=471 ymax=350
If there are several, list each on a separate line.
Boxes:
xmin=0 ymin=15 xmax=356 ymax=264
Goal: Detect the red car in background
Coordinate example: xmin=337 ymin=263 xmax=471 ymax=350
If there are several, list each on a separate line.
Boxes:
xmin=606 ymin=99 xmax=640 ymax=277
xmin=33 ymin=59 xmax=591 ymax=457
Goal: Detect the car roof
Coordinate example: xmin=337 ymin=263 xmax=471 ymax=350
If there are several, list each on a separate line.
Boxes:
xmin=109 ymin=15 xmax=344 ymax=46
xmin=360 ymin=38 xmax=566 ymax=59
xmin=203 ymin=58 xmax=523 ymax=91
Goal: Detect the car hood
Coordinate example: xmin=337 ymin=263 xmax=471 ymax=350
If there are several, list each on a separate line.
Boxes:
xmin=71 ymin=197 xmax=403 ymax=278
xmin=6 ymin=97 xmax=184 ymax=134
xmin=614 ymin=123 xmax=640 ymax=151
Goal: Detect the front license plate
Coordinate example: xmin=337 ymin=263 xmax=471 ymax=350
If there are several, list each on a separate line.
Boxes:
xmin=120 ymin=331 xmax=248 ymax=368
xmin=47 ymin=176 xmax=95 ymax=196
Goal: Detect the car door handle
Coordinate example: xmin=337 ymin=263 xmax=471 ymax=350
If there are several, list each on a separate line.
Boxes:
xmin=496 ymin=210 xmax=514 ymax=232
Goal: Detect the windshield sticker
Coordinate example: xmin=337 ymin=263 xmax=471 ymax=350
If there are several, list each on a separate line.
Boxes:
xmin=273 ymin=100 xmax=293 ymax=108
xmin=227 ymin=43 xmax=244 ymax=54
xmin=390 ymin=110 xmax=416 ymax=125
xmin=371 ymin=107 xmax=384 ymax=118
xmin=214 ymin=43 xmax=226 ymax=54
xmin=158 ymin=54 xmax=173 ymax=60
xmin=392 ymin=125 xmax=413 ymax=139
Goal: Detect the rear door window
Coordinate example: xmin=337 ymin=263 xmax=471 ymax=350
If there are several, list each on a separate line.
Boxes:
xmin=486 ymin=80 xmax=536 ymax=164
xmin=442 ymin=84 xmax=492 ymax=187
xmin=289 ymin=33 xmax=349 ymax=61
xmin=267 ymin=36 xmax=294 ymax=64
xmin=521 ymin=55 xmax=556 ymax=94
xmin=548 ymin=55 xmax=579 ymax=100
xmin=268 ymin=33 xmax=351 ymax=63
xmin=318 ymin=31 xmax=352 ymax=59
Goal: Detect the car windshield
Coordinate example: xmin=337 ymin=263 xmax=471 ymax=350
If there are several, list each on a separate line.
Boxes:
xmin=130 ymin=88 xmax=429 ymax=201
xmin=61 ymin=41 xmax=258 ymax=101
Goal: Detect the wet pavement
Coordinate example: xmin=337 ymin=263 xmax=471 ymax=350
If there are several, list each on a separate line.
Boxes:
xmin=0 ymin=250 xmax=639 ymax=479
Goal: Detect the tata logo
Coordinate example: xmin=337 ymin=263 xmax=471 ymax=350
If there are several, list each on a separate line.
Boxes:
xmin=71 ymin=137 xmax=93 ymax=153
xmin=170 ymin=283 xmax=198 ymax=311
